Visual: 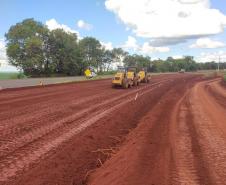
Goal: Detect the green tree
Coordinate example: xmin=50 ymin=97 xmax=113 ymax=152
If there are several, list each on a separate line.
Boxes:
xmin=102 ymin=49 xmax=113 ymax=71
xmin=5 ymin=18 xmax=49 ymax=76
xmin=78 ymin=37 xmax=102 ymax=72
xmin=48 ymin=29 xmax=80 ymax=75
xmin=112 ymin=48 xmax=128 ymax=66
xmin=123 ymin=54 xmax=151 ymax=70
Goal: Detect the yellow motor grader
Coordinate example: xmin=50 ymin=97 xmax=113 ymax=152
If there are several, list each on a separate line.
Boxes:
xmin=112 ymin=66 xmax=140 ymax=88
xmin=138 ymin=68 xmax=151 ymax=83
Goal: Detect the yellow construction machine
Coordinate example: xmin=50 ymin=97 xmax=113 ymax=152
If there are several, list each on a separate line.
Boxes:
xmin=138 ymin=68 xmax=151 ymax=83
xmin=84 ymin=67 xmax=96 ymax=79
xmin=112 ymin=66 xmax=140 ymax=88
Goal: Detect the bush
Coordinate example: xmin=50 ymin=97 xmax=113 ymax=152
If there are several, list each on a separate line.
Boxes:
xmin=97 ymin=71 xmax=116 ymax=75
xmin=17 ymin=72 xmax=27 ymax=79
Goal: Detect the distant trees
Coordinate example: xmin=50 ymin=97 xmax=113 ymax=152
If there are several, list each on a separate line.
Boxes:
xmin=197 ymin=61 xmax=226 ymax=70
xmin=150 ymin=56 xmax=198 ymax=72
xmin=123 ymin=54 xmax=151 ymax=70
xmin=5 ymin=18 xmax=226 ymax=76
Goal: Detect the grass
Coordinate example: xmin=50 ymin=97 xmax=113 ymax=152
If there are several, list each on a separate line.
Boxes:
xmin=0 ymin=72 xmax=27 ymax=80
xmin=224 ymin=73 xmax=226 ymax=81
xmin=196 ymin=70 xmax=225 ymax=79
xmin=0 ymin=72 xmax=18 ymax=80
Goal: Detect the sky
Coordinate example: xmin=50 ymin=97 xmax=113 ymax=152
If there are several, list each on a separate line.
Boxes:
xmin=0 ymin=0 xmax=226 ymax=71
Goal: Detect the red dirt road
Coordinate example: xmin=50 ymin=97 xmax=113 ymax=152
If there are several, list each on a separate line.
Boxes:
xmin=0 ymin=74 xmax=225 ymax=185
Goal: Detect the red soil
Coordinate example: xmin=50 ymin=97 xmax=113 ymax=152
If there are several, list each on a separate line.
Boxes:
xmin=1 ymin=74 xmax=225 ymax=185
xmin=88 ymin=77 xmax=226 ymax=185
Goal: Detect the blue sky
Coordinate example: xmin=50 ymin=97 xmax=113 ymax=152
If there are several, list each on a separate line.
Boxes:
xmin=1 ymin=0 xmax=226 ymax=71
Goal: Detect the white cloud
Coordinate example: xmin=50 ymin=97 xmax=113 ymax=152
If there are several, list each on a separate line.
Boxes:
xmin=101 ymin=41 xmax=113 ymax=50
xmin=121 ymin=36 xmax=170 ymax=54
xmin=149 ymin=38 xmax=187 ymax=47
xmin=122 ymin=36 xmax=139 ymax=51
xmin=196 ymin=50 xmax=226 ymax=63
xmin=77 ymin=20 xmax=93 ymax=30
xmin=140 ymin=42 xmax=170 ymax=54
xmin=0 ymin=39 xmax=7 ymax=65
xmin=190 ymin=37 xmax=225 ymax=49
xmin=105 ymin=0 xmax=226 ymax=45
xmin=46 ymin=19 xmax=81 ymax=39
xmin=0 ymin=39 xmax=18 ymax=72
xmin=172 ymin=55 xmax=185 ymax=59
xmin=0 ymin=39 xmax=5 ymax=50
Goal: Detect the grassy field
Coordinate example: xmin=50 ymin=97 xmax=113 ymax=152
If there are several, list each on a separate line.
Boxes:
xmin=0 ymin=72 xmax=19 ymax=80
xmin=0 ymin=72 xmax=27 ymax=80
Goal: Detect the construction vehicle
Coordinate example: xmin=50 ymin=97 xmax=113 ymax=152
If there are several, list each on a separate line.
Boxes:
xmin=112 ymin=66 xmax=139 ymax=88
xmin=84 ymin=67 xmax=96 ymax=78
xmin=138 ymin=68 xmax=151 ymax=83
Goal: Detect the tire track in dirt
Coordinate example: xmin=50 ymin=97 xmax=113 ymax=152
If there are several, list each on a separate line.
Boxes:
xmin=0 ymin=90 xmax=119 ymax=136
xmin=88 ymin=75 xmax=200 ymax=185
xmin=170 ymin=92 xmax=213 ymax=185
xmin=204 ymin=79 xmax=226 ymax=109
xmin=88 ymin=76 xmax=226 ymax=185
xmin=0 ymin=77 xmax=168 ymax=123
xmin=187 ymin=80 xmax=226 ymax=184
xmin=0 ymin=80 xmax=169 ymax=158
xmin=0 ymin=80 xmax=109 ymax=103
xmin=0 ymin=82 xmax=109 ymax=113
xmin=0 ymin=78 xmax=171 ymax=183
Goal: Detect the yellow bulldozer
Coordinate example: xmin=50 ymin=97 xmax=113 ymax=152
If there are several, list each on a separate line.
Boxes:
xmin=138 ymin=68 xmax=151 ymax=83
xmin=112 ymin=66 xmax=140 ymax=88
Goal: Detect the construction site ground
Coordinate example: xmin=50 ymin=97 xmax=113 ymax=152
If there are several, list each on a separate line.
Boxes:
xmin=0 ymin=73 xmax=226 ymax=185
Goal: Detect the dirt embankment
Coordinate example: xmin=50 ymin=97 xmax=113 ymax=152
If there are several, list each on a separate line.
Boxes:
xmin=88 ymin=77 xmax=226 ymax=185
xmin=220 ymin=79 xmax=226 ymax=88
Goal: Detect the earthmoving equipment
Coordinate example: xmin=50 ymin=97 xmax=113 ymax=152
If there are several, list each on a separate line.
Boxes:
xmin=84 ymin=67 xmax=96 ymax=78
xmin=126 ymin=66 xmax=140 ymax=86
xmin=112 ymin=66 xmax=139 ymax=88
xmin=138 ymin=68 xmax=151 ymax=83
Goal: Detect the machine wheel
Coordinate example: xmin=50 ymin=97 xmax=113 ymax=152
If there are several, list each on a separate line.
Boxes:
xmin=122 ymin=80 xmax=129 ymax=89
xmin=133 ymin=80 xmax=137 ymax=86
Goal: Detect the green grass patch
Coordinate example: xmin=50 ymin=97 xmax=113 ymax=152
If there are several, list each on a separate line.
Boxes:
xmin=224 ymin=73 xmax=226 ymax=81
xmin=87 ymin=74 xmax=113 ymax=80
xmin=0 ymin=72 xmax=27 ymax=80
xmin=97 ymin=71 xmax=116 ymax=75
xmin=198 ymin=70 xmax=225 ymax=79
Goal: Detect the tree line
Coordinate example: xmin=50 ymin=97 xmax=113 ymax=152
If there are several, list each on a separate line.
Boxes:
xmin=5 ymin=18 xmax=226 ymax=77
xmin=150 ymin=57 xmax=226 ymax=72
